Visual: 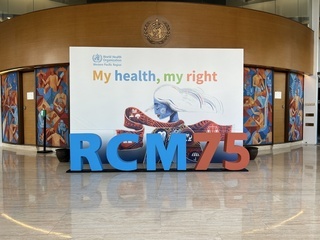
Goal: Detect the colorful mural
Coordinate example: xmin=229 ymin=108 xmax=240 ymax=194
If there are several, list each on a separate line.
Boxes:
xmin=243 ymin=68 xmax=273 ymax=145
xmin=1 ymin=72 xmax=20 ymax=143
xmin=36 ymin=66 xmax=69 ymax=147
xmin=288 ymin=73 xmax=303 ymax=141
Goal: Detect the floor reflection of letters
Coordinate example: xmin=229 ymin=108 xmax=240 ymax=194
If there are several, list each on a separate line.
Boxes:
xmin=69 ymin=174 xmax=103 ymax=208
xmin=190 ymin=173 xmax=221 ymax=209
xmin=69 ymin=170 xmax=252 ymax=212
xmin=223 ymin=172 xmax=249 ymax=208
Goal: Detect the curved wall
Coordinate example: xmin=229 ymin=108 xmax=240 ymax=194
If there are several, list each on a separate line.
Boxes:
xmin=0 ymin=2 xmax=314 ymax=74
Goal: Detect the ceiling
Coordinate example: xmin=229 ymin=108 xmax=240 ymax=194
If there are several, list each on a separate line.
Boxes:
xmin=0 ymin=0 xmax=312 ymax=26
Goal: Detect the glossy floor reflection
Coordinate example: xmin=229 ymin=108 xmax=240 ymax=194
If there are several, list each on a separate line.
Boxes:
xmin=0 ymin=145 xmax=319 ymax=239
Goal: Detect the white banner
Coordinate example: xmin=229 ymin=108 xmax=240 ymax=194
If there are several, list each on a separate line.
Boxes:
xmin=70 ymin=47 xmax=244 ymax=163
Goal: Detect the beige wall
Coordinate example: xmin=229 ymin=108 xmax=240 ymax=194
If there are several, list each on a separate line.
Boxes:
xmin=0 ymin=2 xmax=314 ymax=74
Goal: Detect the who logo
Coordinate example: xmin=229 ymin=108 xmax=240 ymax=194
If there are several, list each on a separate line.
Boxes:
xmin=92 ymin=54 xmax=102 ymax=63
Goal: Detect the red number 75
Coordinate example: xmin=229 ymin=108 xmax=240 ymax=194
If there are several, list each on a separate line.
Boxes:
xmin=194 ymin=132 xmax=250 ymax=171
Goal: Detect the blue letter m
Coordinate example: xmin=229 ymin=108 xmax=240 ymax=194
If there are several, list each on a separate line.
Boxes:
xmin=146 ymin=133 xmax=186 ymax=171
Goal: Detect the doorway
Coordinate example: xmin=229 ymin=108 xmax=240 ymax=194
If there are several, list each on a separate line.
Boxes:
xmin=273 ymin=72 xmax=287 ymax=143
xmin=22 ymin=71 xmax=36 ymax=145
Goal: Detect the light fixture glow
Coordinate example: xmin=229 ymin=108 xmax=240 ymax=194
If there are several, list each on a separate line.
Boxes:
xmin=1 ymin=213 xmax=72 ymax=239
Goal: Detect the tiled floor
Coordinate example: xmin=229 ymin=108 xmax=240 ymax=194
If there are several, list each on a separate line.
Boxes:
xmin=0 ymin=144 xmax=319 ymax=239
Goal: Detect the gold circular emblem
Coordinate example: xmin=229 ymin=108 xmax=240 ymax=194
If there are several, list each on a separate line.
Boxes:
xmin=143 ymin=17 xmax=170 ymax=45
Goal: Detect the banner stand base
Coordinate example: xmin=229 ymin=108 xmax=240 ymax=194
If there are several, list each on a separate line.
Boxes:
xmin=66 ymin=168 xmax=249 ymax=173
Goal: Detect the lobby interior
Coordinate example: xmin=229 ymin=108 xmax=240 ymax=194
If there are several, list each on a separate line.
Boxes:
xmin=0 ymin=0 xmax=320 ymax=239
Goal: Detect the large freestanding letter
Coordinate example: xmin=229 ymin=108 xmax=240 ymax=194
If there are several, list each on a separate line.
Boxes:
xmin=223 ymin=133 xmax=250 ymax=170
xmin=194 ymin=132 xmax=220 ymax=170
xmin=146 ymin=133 xmax=186 ymax=171
xmin=107 ymin=133 xmax=138 ymax=171
xmin=70 ymin=133 xmax=103 ymax=171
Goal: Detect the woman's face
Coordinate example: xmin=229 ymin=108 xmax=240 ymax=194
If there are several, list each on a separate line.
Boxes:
xmin=154 ymin=99 xmax=174 ymax=119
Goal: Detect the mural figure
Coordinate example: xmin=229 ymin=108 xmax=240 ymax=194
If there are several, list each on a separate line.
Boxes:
xmin=243 ymin=68 xmax=273 ymax=145
xmin=288 ymin=73 xmax=304 ymax=141
xmin=36 ymin=66 xmax=69 ymax=147
xmin=1 ymin=72 xmax=19 ymax=143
